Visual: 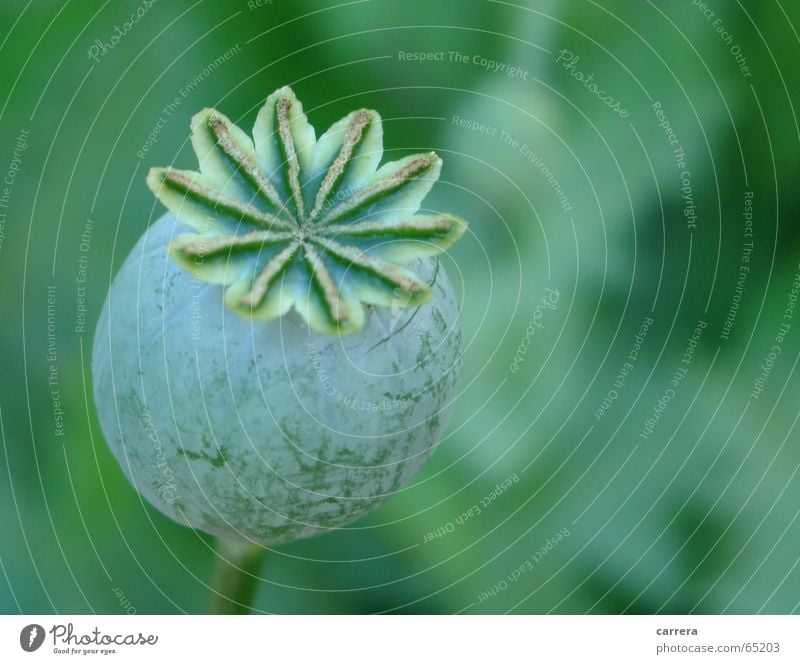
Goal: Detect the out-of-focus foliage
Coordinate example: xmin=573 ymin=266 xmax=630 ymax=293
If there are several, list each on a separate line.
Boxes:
xmin=1 ymin=0 xmax=799 ymax=613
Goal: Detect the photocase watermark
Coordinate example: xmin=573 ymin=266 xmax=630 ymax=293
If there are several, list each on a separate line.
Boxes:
xmin=397 ymin=50 xmax=447 ymax=63
xmin=142 ymin=409 xmax=181 ymax=504
xmin=188 ymin=252 xmax=206 ymax=342
xmin=595 ymin=315 xmax=654 ymax=421
xmin=422 ymin=473 xmax=520 ymax=543
xmin=474 ymin=528 xmax=571 ymax=606
xmin=316 ymin=182 xmax=367 ymax=219
xmin=514 ymin=136 xmax=573 ymax=213
xmin=138 ymin=98 xmax=181 ymax=161
xmin=510 ymin=288 xmax=560 ymax=373
xmin=720 ymin=191 xmax=754 ymax=341
xmin=183 ymin=218 xmax=215 ymax=342
xmin=0 ymin=128 xmax=29 ymax=257
xmin=112 ymin=586 xmax=137 ymax=615
xmin=74 ymin=217 xmax=94 ymax=335
xmin=690 ymin=0 xmax=752 ymax=77
xmin=398 ymin=50 xmax=530 ymax=80
xmin=449 ymin=51 xmax=529 ymax=80
xmin=640 ymin=320 xmax=706 ymax=440
xmin=451 ymin=115 xmax=573 ymax=213
xmin=750 ymin=260 xmax=799 ymax=400
xmin=137 ymin=44 xmax=242 ymax=160
xmin=307 ymin=341 xmax=408 ymax=411
xmin=651 ymin=101 xmax=696 ymax=230
xmin=555 ymin=49 xmax=629 ymax=118
xmin=46 ymin=285 xmax=65 ymax=439
xmin=451 ymin=115 xmax=502 ymax=138
xmin=87 ymin=0 xmax=160 ymax=62
xmin=652 ymin=100 xmax=681 ymax=148
xmin=190 ymin=279 xmax=204 ymax=341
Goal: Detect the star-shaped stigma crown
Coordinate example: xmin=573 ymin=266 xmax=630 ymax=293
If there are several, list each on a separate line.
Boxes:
xmin=146 ymin=86 xmax=467 ymax=335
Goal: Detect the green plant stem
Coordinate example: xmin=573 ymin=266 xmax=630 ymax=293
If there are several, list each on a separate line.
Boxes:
xmin=207 ymin=538 xmax=267 ymax=614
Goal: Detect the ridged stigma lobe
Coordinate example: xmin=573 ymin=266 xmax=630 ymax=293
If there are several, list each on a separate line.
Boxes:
xmin=146 ymin=86 xmax=467 ymax=335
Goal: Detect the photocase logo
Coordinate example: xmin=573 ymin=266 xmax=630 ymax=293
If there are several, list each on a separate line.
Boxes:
xmin=20 ymin=624 xmax=45 ymax=652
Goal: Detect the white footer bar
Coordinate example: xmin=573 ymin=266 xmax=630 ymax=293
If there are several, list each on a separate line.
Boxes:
xmin=1 ymin=615 xmax=797 ymax=663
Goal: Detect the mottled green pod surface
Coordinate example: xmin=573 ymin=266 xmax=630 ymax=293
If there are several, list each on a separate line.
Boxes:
xmin=92 ymin=87 xmax=466 ymax=545
xmin=93 ymin=213 xmax=462 ymax=545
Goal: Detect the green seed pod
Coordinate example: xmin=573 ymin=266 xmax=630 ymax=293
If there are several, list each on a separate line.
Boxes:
xmin=93 ymin=87 xmax=467 ymax=546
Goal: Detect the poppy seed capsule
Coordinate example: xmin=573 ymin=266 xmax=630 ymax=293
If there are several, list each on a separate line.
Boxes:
xmin=92 ymin=87 xmax=466 ymax=545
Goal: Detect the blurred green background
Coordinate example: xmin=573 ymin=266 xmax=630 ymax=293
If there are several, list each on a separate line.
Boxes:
xmin=2 ymin=0 xmax=800 ymax=613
